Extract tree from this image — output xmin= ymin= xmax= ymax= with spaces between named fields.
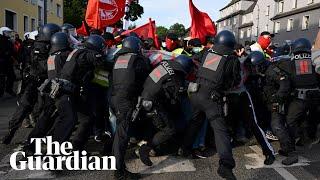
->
xmin=156 ymin=26 xmax=168 ymax=40
xmin=125 ymin=1 xmax=144 ymax=22
xmin=63 ymin=0 xmax=87 ymax=27
xmin=169 ymin=23 xmax=186 ymax=37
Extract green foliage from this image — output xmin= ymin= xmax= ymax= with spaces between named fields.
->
xmin=125 ymin=1 xmax=144 ymax=22
xmin=169 ymin=23 xmax=186 ymax=37
xmin=156 ymin=26 xmax=169 ymax=40
xmin=63 ymin=0 xmax=87 ymax=28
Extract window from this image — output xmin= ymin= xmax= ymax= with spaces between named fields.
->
xmin=57 ymin=4 xmax=62 ymax=18
xmin=302 ymin=16 xmax=310 ymax=30
xmin=308 ymin=0 xmax=314 ymax=4
xmin=265 ymin=24 xmax=269 ymax=31
xmin=242 ymin=15 xmax=246 ymax=24
xmin=5 ymin=10 xmax=17 ymax=31
xmin=38 ymin=6 xmax=43 ymax=26
xmin=240 ymin=30 xmax=244 ymax=39
xmin=234 ymin=17 xmax=237 ymax=25
xmin=278 ymin=1 xmax=284 ymax=13
xmin=224 ymin=20 xmax=226 ymax=26
xmin=31 ymin=0 xmax=37 ymax=5
xmin=31 ymin=18 xmax=36 ymax=31
xmin=292 ymin=0 xmax=297 ymax=9
xmin=24 ymin=16 xmax=29 ymax=32
xmin=255 ymin=27 xmax=258 ymax=37
xmin=247 ymin=28 xmax=251 ymax=38
xmin=266 ymin=6 xmax=270 ymax=16
xmin=287 ymin=19 xmax=293 ymax=31
xmin=275 ymin=22 xmax=280 ymax=33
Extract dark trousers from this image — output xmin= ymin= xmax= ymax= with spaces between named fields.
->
xmin=72 ymin=85 xmax=109 ymax=150
xmin=8 ymin=80 xmax=38 ymax=134
xmin=147 ymin=104 xmax=176 ymax=147
xmin=111 ymin=95 xmax=135 ymax=170
xmin=183 ymin=87 xmax=235 ymax=169
xmin=0 ymin=60 xmax=15 ymax=95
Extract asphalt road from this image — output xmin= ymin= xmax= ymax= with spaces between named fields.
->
xmin=0 ymin=94 xmax=319 ymax=180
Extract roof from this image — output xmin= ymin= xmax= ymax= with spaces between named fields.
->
xmin=271 ymin=2 xmax=320 ymax=20
xmin=219 ymin=0 xmax=256 ymax=11
xmin=244 ymin=0 xmax=257 ymax=14
xmin=216 ymin=10 xmax=244 ymax=23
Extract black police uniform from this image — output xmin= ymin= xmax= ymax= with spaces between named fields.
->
xmin=138 ymin=60 xmax=185 ymax=165
xmin=0 ymin=34 xmax=14 ymax=96
xmin=111 ymin=47 xmax=150 ymax=171
xmin=26 ymin=48 xmax=71 ymax=145
xmin=182 ymin=44 xmax=241 ymax=170
xmin=2 ymin=37 xmax=50 ymax=144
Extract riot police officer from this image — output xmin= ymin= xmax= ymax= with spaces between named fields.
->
xmin=50 ymin=35 xmax=107 ymax=145
xmin=270 ymin=38 xmax=320 ymax=165
xmin=137 ymin=55 xmax=194 ymax=166
xmin=111 ymin=36 xmax=151 ymax=179
xmin=2 ymin=23 xmax=61 ymax=144
xmin=24 ymin=32 xmax=71 ymax=149
xmin=180 ymin=30 xmax=241 ymax=180
xmin=243 ymin=51 xmax=275 ymax=165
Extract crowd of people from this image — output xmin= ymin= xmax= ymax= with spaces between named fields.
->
xmin=0 ymin=23 xmax=320 ymax=180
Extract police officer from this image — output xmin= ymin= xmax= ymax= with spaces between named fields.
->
xmin=180 ymin=30 xmax=241 ymax=180
xmin=51 ymin=35 xmax=107 ymax=146
xmin=271 ymin=38 xmax=320 ymax=165
xmin=137 ymin=55 xmax=194 ymax=166
xmin=243 ymin=51 xmax=276 ymax=165
xmin=24 ymin=32 xmax=71 ymax=150
xmin=2 ymin=23 xmax=61 ymax=144
xmin=0 ymin=27 xmax=15 ymax=97
xmin=112 ymin=36 xmax=151 ymax=179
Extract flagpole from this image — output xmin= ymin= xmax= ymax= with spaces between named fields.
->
xmin=123 ymin=0 xmax=131 ymax=30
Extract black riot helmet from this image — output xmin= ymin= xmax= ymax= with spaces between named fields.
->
xmin=50 ymin=32 xmax=69 ymax=54
xmin=245 ymin=51 xmax=269 ymax=75
xmin=85 ymin=35 xmax=106 ymax=52
xmin=122 ymin=36 xmax=143 ymax=53
xmin=292 ymin=38 xmax=312 ymax=54
xmin=61 ymin=23 xmax=75 ymax=33
xmin=174 ymin=55 xmax=194 ymax=74
xmin=40 ymin=23 xmax=61 ymax=41
xmin=214 ymin=30 xmax=236 ymax=50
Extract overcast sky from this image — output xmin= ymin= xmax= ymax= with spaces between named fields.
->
xmin=134 ymin=0 xmax=229 ymax=28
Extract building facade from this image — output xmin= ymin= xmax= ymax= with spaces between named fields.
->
xmin=0 ymin=0 xmax=63 ymax=38
xmin=217 ymin=0 xmax=320 ymax=46
xmin=216 ymin=0 xmax=256 ymax=43
xmin=271 ymin=0 xmax=320 ymax=45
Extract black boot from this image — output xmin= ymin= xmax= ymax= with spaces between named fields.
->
xmin=114 ymin=169 xmax=141 ymax=180
xmin=264 ymin=154 xmax=275 ymax=165
xmin=217 ymin=165 xmax=236 ymax=180
xmin=282 ymin=152 xmax=298 ymax=166
xmin=2 ymin=129 xmax=16 ymax=144
xmin=138 ymin=144 xmax=153 ymax=166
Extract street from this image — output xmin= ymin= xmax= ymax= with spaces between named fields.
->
xmin=0 ymin=95 xmax=319 ymax=180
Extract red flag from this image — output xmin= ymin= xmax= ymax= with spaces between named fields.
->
xmin=189 ymin=0 xmax=217 ymax=44
xmin=85 ymin=0 xmax=126 ymax=29
xmin=122 ymin=19 xmax=160 ymax=49
xmin=76 ymin=21 xmax=90 ymax=36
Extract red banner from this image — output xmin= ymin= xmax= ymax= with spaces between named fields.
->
xmin=85 ymin=0 xmax=126 ymax=29
xmin=189 ymin=0 xmax=217 ymax=44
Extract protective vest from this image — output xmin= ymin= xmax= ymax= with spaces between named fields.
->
xmin=112 ymin=53 xmax=137 ymax=93
xmin=91 ymin=68 xmax=110 ymax=88
xmin=172 ymin=48 xmax=192 ymax=57
xmin=196 ymin=52 xmax=227 ymax=89
xmin=291 ymin=53 xmax=319 ymax=89
xmin=141 ymin=60 xmax=175 ymax=100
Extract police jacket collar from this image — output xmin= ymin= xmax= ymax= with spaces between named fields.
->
xmin=211 ymin=45 xmax=234 ymax=56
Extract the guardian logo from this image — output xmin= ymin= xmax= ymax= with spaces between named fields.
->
xmin=10 ymin=136 xmax=116 ymax=171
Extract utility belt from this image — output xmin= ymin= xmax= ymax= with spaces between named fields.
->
xmin=38 ymin=78 xmax=76 ymax=99
xmin=187 ymin=81 xmax=223 ymax=102
xmin=294 ymin=88 xmax=320 ymax=100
